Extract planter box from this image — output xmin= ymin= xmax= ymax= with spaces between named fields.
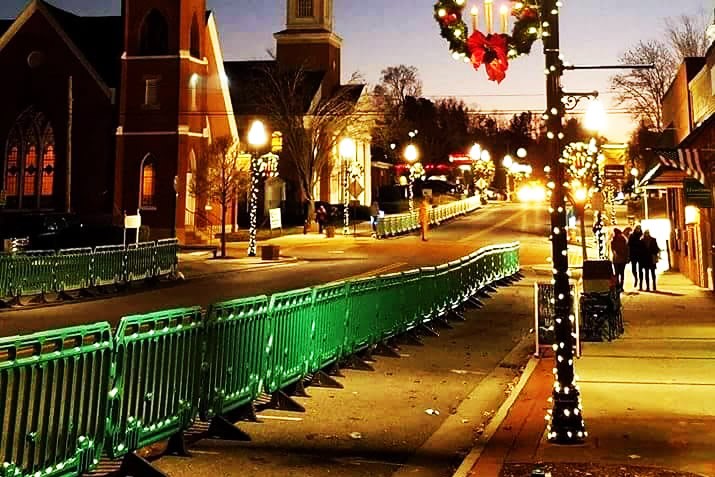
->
xmin=261 ymin=245 xmax=280 ymax=260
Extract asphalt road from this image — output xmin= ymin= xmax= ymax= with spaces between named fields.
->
xmin=151 ymin=202 xmax=552 ymax=477
xmin=1 ymin=202 xmax=551 ymax=336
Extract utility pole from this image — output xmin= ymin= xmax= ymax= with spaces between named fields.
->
xmin=542 ymin=0 xmax=586 ymax=444
xmin=66 ymin=76 xmax=73 ymax=214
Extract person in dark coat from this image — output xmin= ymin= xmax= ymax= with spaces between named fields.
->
xmin=628 ymin=225 xmax=644 ymax=288
xmin=640 ymin=230 xmax=661 ymax=291
xmin=316 ymin=205 xmax=328 ymax=234
xmin=610 ymin=228 xmax=629 ymax=290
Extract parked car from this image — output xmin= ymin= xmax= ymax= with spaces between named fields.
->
xmin=486 ymin=187 xmax=508 ymax=201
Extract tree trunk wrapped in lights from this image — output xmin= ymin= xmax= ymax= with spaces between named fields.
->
xmin=543 ymin=0 xmax=587 ymax=444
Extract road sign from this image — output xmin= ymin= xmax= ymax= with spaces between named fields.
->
xmin=476 ymin=178 xmax=488 ymax=191
xmin=603 ymin=165 xmax=624 ymax=182
xmin=684 ymin=178 xmax=713 ymax=208
xmin=349 ymin=180 xmax=364 ymax=199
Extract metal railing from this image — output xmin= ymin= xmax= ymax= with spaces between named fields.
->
xmin=376 ymin=196 xmax=482 ymax=238
xmin=0 ymin=241 xmax=520 ymax=477
xmin=0 ymin=239 xmax=179 ymax=304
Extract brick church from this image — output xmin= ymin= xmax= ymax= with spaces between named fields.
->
xmin=0 ymin=0 xmax=372 ymax=243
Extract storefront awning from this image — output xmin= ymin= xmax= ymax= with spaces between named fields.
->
xmin=654 ymin=148 xmax=707 ymax=185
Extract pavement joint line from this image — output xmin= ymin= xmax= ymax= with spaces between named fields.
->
xmin=578 ymin=379 xmax=715 ymax=386
xmin=451 ymin=355 xmax=540 ymax=477
xmin=331 ymin=262 xmax=409 ymax=284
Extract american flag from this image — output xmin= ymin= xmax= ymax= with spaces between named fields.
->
xmin=655 ymin=148 xmax=706 ymax=185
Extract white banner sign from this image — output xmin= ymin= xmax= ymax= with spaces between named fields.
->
xmin=269 ymin=208 xmax=282 ymax=230
xmin=124 ymin=214 xmax=141 ymax=229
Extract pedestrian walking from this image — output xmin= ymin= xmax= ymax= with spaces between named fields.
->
xmin=419 ymin=198 xmax=429 ymax=242
xmin=610 ymin=228 xmax=628 ymax=290
xmin=640 ymin=230 xmax=661 ymax=291
xmin=316 ymin=205 xmax=328 ymax=234
xmin=628 ymin=225 xmax=644 ymax=288
xmin=370 ymin=201 xmax=380 ymax=238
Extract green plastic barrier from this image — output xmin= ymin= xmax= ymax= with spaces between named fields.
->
xmin=399 ymin=269 xmax=424 ymax=327
xmin=0 ymin=254 xmax=15 ymax=299
xmin=202 ymin=296 xmax=269 ymax=420
xmin=13 ymin=251 xmax=55 ymax=297
xmin=155 ymin=239 xmax=178 ymax=277
xmin=376 ymin=272 xmax=409 ymax=338
xmin=265 ymin=289 xmax=314 ymax=393
xmin=344 ymin=276 xmax=381 ymax=353
xmin=92 ymin=245 xmax=124 ymax=287
xmin=0 ymin=323 xmax=112 ymax=477
xmin=311 ymin=282 xmax=349 ymax=369
xmin=54 ymin=248 xmax=93 ymax=292
xmin=416 ymin=267 xmax=438 ymax=322
xmin=107 ymin=307 xmax=204 ymax=458
xmin=124 ymin=242 xmax=155 ymax=282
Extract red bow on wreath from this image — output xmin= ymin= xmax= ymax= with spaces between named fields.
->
xmin=467 ymin=31 xmax=509 ymax=83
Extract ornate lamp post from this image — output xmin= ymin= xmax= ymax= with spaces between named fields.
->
xmin=584 ymin=99 xmax=607 ymax=259
xmin=339 ymin=137 xmax=357 ymax=236
xmin=247 ymin=119 xmax=268 ymax=257
xmin=404 ymin=144 xmax=420 ymax=212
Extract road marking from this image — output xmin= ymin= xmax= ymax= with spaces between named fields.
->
xmin=255 ymin=415 xmax=304 ymax=422
xmin=457 ymin=209 xmax=522 ymax=243
xmin=334 ymin=262 xmax=409 ymax=283
xmin=450 ymin=369 xmax=487 ymax=375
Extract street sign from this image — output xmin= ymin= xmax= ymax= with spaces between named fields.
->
xmin=269 ymin=208 xmax=282 ymax=230
xmin=476 ymin=178 xmax=488 ymax=191
xmin=603 ymin=165 xmax=624 ymax=182
xmin=124 ymin=214 xmax=141 ymax=229
xmin=684 ymin=178 xmax=713 ymax=208
xmin=349 ymin=180 xmax=364 ymax=199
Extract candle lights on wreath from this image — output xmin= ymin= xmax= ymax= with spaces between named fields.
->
xmin=468 ymin=2 xmax=510 ymax=33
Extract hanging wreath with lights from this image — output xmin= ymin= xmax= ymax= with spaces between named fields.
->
xmin=433 ymin=0 xmax=542 ymax=83
xmin=347 ymin=161 xmax=365 ymax=182
xmin=409 ymin=163 xmax=426 ymax=182
xmin=561 ymin=140 xmax=601 ymax=188
xmin=471 ymin=157 xmax=496 ymax=190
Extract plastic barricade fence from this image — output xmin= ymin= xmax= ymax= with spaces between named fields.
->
xmin=432 ymin=264 xmax=452 ymax=316
xmin=107 ymin=307 xmax=204 ymax=459
xmin=124 ymin=241 xmax=155 ymax=282
xmin=92 ymin=245 xmax=125 ymax=287
xmin=0 ymin=323 xmax=112 ymax=477
xmin=399 ymin=269 xmax=424 ymax=327
xmin=376 ymin=272 xmax=408 ymax=339
xmin=311 ymin=282 xmax=349 ymax=370
xmin=155 ymin=239 xmax=179 ymax=277
xmin=265 ymin=289 xmax=314 ymax=393
xmin=13 ymin=251 xmax=55 ymax=297
xmin=344 ymin=276 xmax=381 ymax=354
xmin=54 ymin=248 xmax=93 ymax=292
xmin=202 ymin=296 xmax=269 ymax=420
xmin=417 ymin=267 xmax=438 ymax=322
xmin=0 ymin=254 xmax=15 ymax=300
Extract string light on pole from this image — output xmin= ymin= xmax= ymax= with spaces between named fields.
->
xmin=404 ymin=142 xmax=421 ymax=213
xmin=247 ymin=119 xmax=268 ymax=257
xmin=339 ymin=137 xmax=357 ymax=236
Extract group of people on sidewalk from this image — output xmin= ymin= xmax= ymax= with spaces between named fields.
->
xmin=610 ymin=224 xmax=661 ymax=291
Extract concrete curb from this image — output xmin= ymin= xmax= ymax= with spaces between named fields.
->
xmin=451 ymin=355 xmax=541 ymax=477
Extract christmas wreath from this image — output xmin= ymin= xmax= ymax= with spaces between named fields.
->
xmin=433 ymin=0 xmax=542 ymax=83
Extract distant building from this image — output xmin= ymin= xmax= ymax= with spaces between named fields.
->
xmin=0 ymin=0 xmax=372 ymax=243
xmin=647 ymin=39 xmax=715 ymax=289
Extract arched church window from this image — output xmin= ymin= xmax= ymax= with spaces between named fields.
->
xmin=4 ymin=130 xmax=19 ymax=197
xmin=4 ymin=108 xmax=55 ymax=209
xmin=139 ymin=9 xmax=169 ymax=56
xmin=140 ymin=155 xmax=157 ymax=209
xmin=190 ymin=14 xmax=200 ymax=58
xmin=41 ymin=126 xmax=55 ymax=197
xmin=297 ymin=0 xmax=314 ymax=18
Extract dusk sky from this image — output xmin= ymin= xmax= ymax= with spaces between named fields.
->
xmin=1 ymin=0 xmax=712 ymax=143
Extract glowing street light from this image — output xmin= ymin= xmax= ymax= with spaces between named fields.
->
xmin=517 ymin=147 xmax=528 ymax=159
xmin=404 ymin=144 xmax=420 ymax=212
xmin=469 ymin=143 xmax=482 ymax=160
xmin=584 ymin=99 xmax=607 ymax=134
xmin=247 ymin=120 xmax=268 ymax=257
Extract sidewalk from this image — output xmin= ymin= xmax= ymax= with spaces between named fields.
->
xmin=459 ymin=272 xmax=715 ymax=477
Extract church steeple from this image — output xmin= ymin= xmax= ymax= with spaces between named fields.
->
xmin=286 ymin=0 xmax=333 ymax=31
xmin=275 ymin=0 xmax=342 ymax=92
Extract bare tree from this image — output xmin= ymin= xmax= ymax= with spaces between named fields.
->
xmin=610 ymin=40 xmax=676 ymax=131
xmin=191 ymin=136 xmax=248 ymax=258
xmin=665 ymin=10 xmax=710 ymax=59
xmin=375 ymin=65 xmax=423 ymax=114
xmin=257 ymin=65 xmax=373 ymax=224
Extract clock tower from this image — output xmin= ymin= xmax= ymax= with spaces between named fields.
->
xmin=274 ymin=0 xmax=342 ymax=93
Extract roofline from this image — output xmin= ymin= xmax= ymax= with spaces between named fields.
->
xmin=0 ymin=0 xmax=111 ymax=99
xmin=207 ymin=12 xmax=239 ymax=142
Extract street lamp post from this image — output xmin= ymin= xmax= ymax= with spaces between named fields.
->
xmin=503 ymin=154 xmax=514 ymax=200
xmin=247 ymin=120 xmax=268 ymax=257
xmin=542 ymin=0 xmax=586 ymax=444
xmin=339 ymin=137 xmax=357 ymax=236
xmin=404 ymin=144 xmax=420 ymax=212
